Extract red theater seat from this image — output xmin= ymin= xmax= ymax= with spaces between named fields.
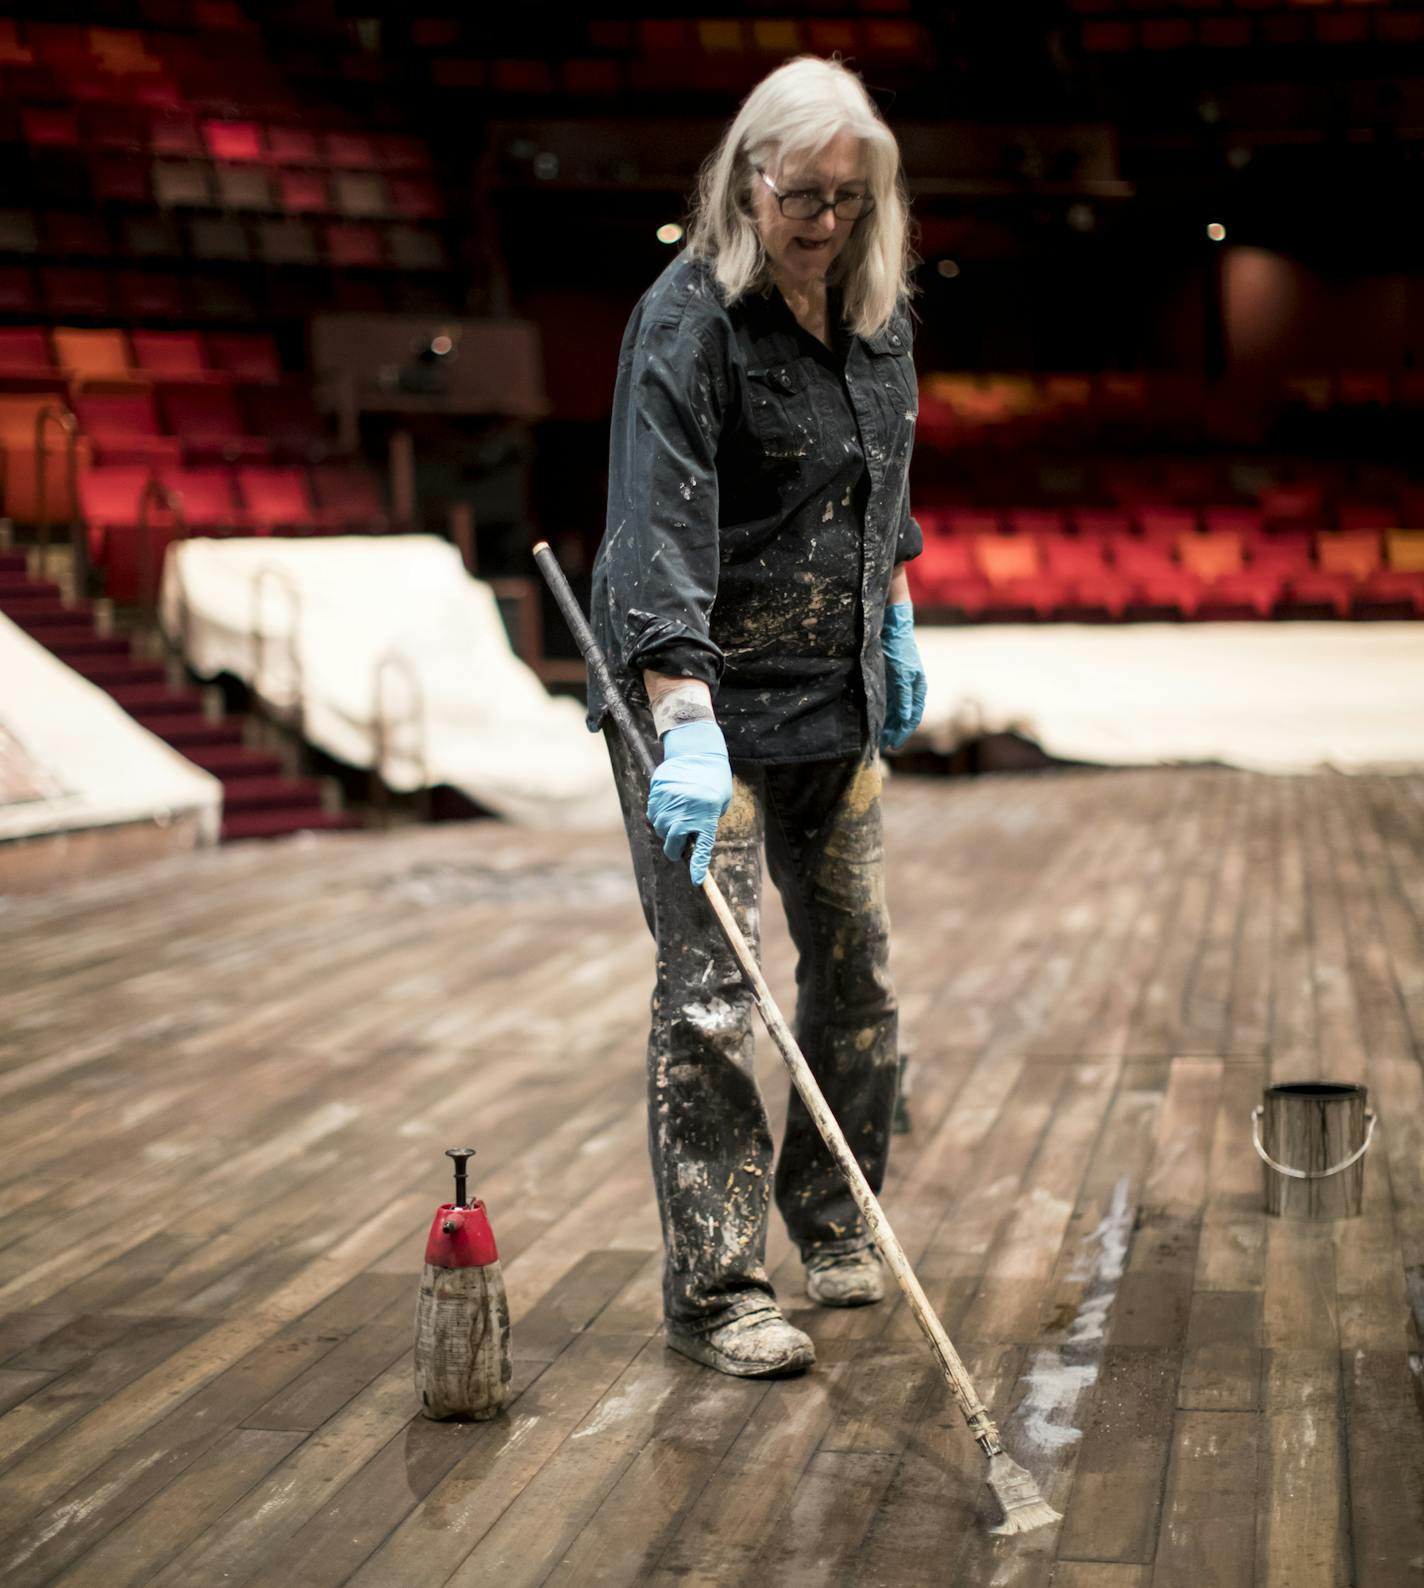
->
xmin=115 ymin=271 xmax=187 ymax=320
xmin=323 ymin=223 xmax=383 ymax=268
xmin=1316 ymin=532 xmax=1381 ymax=579
xmin=237 ymin=465 xmax=316 ymax=530
xmin=311 ymin=465 xmax=385 ymax=527
xmin=52 ymin=327 xmax=138 ymax=384
xmin=205 ymin=120 xmax=263 ymax=162
xmin=246 ymin=385 xmax=326 ymax=460
xmin=158 ymin=382 xmax=271 ymax=461
xmin=0 ymin=327 xmax=64 ymax=386
xmin=150 ymin=116 xmax=204 ymax=160
xmin=278 ymin=171 xmax=332 ymax=215
xmin=80 ymin=464 xmax=181 ymax=601
xmin=168 ymin=466 xmax=246 ymax=527
xmin=131 ymin=330 xmax=213 ymax=380
xmin=42 ymin=269 xmax=113 ymax=318
xmin=323 ymin=131 xmax=378 ymax=169
xmin=265 ymin=125 xmax=320 ymax=166
xmin=389 ymin=178 xmax=443 ymax=220
xmin=0 ymin=267 xmax=39 ymax=316
xmin=207 ymin=332 xmax=280 ymax=381
xmin=1107 ymin=537 xmax=1205 ymax=616
xmin=74 ymin=390 xmax=181 ymax=464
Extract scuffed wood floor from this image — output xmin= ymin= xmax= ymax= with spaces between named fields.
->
xmin=1 ymin=765 xmax=1422 ymax=1587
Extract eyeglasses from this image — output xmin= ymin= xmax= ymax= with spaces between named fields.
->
xmin=755 ymin=167 xmax=876 ymax=223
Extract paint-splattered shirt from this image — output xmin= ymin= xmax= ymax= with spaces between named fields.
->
xmin=586 ymin=248 xmax=923 ymax=763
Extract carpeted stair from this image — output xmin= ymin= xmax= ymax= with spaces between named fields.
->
xmin=0 ymin=553 xmax=361 ymax=843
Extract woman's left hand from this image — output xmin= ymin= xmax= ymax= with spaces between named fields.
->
xmin=880 ymin=601 xmax=927 ymax=751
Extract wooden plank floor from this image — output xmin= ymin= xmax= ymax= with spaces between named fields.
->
xmin=1 ymin=765 xmax=1421 ymax=1587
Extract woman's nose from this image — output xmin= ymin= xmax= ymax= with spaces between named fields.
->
xmin=818 ymin=207 xmax=839 ymax=234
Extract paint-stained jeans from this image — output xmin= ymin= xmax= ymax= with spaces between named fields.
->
xmin=606 ymin=707 xmax=900 ymax=1333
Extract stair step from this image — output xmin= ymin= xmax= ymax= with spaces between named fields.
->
xmin=46 ymin=633 xmax=130 ymax=657
xmin=221 ymin=808 xmax=363 ymax=843
xmin=72 ymin=658 xmax=164 ymax=686
xmin=108 ymin=683 xmax=204 ymax=715
xmin=0 ymin=578 xmax=61 ymax=601
xmin=182 ymin=744 xmax=283 ymax=778
xmin=220 ymin=775 xmax=325 ymax=813
xmin=7 ymin=601 xmax=96 ymax=628
xmin=135 ymin=713 xmax=242 ymax=747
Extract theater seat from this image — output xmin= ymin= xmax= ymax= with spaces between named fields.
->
xmin=157 ymin=382 xmax=272 ymax=461
xmin=74 ymin=390 xmax=181 ymax=464
xmin=131 ymin=330 xmax=213 ymax=380
xmin=237 ymin=464 xmax=317 ymax=531
xmin=207 ymin=332 xmax=281 ymax=381
xmin=311 ymin=465 xmax=386 ymax=528
xmin=0 ymin=394 xmax=92 ymax=521
xmin=52 ymin=327 xmax=141 ymax=386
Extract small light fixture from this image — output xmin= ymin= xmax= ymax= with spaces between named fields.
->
xmin=430 ymin=333 xmax=453 ymax=356
xmin=937 ymin=258 xmax=960 ymax=278
xmin=1207 ymin=222 xmax=1226 ymax=242
xmin=657 ymin=223 xmax=684 ymax=245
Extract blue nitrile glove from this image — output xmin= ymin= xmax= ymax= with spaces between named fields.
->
xmin=880 ymin=601 xmax=927 ymax=752
xmin=646 ymin=720 xmax=733 ymax=886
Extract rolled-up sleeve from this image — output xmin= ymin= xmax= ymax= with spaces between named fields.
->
xmin=603 ymin=316 xmax=727 ymax=689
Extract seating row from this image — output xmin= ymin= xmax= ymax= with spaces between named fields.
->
xmin=4 ymin=101 xmax=431 ymax=177
xmin=1080 ymin=11 xmax=1424 ymax=46
xmin=919 ymin=500 xmax=1424 ymax=537
xmin=1 ymin=324 xmax=279 ymax=383
xmin=0 ymin=212 xmax=449 ymax=272
xmin=908 ymin=528 xmax=1424 ymax=619
xmin=1 ymin=390 xmax=333 ymax=519
xmin=2 ymin=172 xmax=442 ymax=229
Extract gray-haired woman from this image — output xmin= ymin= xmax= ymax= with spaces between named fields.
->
xmin=587 ymin=55 xmax=928 ymax=1377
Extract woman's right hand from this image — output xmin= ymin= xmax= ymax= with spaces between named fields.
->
xmin=646 ymin=721 xmax=732 ymax=885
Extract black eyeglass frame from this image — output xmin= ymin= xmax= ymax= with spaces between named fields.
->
xmin=753 ymin=167 xmax=876 ymax=223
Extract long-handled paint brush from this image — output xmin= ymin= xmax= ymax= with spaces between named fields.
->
xmin=533 ymin=541 xmax=1060 ymax=1538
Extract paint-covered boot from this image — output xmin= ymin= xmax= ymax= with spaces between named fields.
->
xmin=804 ymin=1247 xmax=885 ymax=1307
xmin=665 ymin=1308 xmax=815 ymax=1378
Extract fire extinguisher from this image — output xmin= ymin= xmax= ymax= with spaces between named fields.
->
xmin=413 ymin=1147 xmax=512 ymax=1420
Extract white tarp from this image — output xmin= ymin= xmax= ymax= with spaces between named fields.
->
xmin=159 ymin=535 xmax=621 ymax=828
xmin=0 ymin=613 xmax=221 ymax=844
xmin=916 ymin=622 xmax=1424 ymax=773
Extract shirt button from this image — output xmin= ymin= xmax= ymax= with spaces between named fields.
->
xmin=890 ymin=334 xmax=901 ymax=347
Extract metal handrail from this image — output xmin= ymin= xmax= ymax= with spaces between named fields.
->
xmin=371 ymin=648 xmax=431 ymax=826
xmin=34 ymin=405 xmax=83 ymax=590
xmin=250 ymin=564 xmax=305 ymax=741
xmin=137 ymin=476 xmax=183 ymax=618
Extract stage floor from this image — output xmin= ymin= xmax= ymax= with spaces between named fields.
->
xmin=1 ymin=765 xmax=1422 ymax=1586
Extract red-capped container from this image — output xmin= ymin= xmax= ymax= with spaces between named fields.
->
xmin=413 ymin=1150 xmax=511 ymax=1420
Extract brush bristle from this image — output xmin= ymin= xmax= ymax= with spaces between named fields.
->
xmin=987 ymin=1498 xmax=1062 ymax=1536
xmin=985 ymin=1452 xmax=1062 ymax=1536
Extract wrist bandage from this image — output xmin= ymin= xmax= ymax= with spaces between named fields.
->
xmin=651 ymin=682 xmax=715 ymax=737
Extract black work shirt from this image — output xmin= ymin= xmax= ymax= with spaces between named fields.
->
xmin=586 ymin=249 xmax=923 ymax=764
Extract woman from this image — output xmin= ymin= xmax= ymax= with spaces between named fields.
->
xmin=586 ymin=54 xmax=928 ymax=1378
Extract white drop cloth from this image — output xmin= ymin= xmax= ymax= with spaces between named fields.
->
xmin=159 ymin=536 xmax=621 ymax=828
xmin=0 ymin=614 xmax=222 ymax=844
xmin=915 ymin=622 xmax=1424 ymax=773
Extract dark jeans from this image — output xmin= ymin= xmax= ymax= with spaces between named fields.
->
xmin=606 ymin=706 xmax=900 ymax=1334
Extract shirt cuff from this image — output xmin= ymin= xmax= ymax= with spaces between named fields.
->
xmin=895 ymin=512 xmax=924 ymax=565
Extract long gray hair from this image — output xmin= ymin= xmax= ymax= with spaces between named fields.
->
xmin=683 ymin=54 xmax=920 ymax=339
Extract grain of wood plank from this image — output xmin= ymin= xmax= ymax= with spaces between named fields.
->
xmin=238 ymin=1367 xmax=549 ymax=1588
xmin=1225 ymin=770 xmax=1277 ymax=1057
xmin=1053 ymin=1345 xmax=1182 ymax=1564
xmin=341 ymin=1332 xmax=650 ymax=1588
xmin=1269 ymin=776 xmax=1318 ymax=1076
xmin=1150 ymin=1408 xmax=1257 ymax=1588
xmin=1049 ymin=1566 xmax=1150 ymax=1588
xmin=1343 ymin=1349 xmax=1424 ymax=1588
xmin=44 ymin=1427 xmax=306 ymax=1588
xmin=1179 ymin=772 xmax=1251 ymax=1057
xmin=1257 ymin=1407 xmax=1349 ymax=1588
xmin=1176 ymin=1290 xmax=1261 ymax=1411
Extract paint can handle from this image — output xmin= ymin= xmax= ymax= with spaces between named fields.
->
xmin=1249 ymin=1105 xmax=1376 ymax=1180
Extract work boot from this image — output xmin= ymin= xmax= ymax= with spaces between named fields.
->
xmin=804 ymin=1247 xmax=885 ymax=1307
xmin=664 ymin=1309 xmax=815 ymax=1378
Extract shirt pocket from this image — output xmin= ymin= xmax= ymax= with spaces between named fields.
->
xmin=745 ymin=360 xmax=819 ymax=465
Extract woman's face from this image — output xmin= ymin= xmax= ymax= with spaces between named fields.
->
xmin=751 ymin=131 xmax=870 ymax=290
